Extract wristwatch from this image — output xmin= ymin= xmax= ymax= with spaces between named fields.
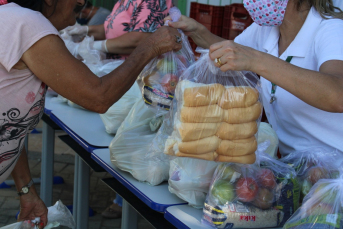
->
xmin=18 ymin=179 xmax=34 ymax=196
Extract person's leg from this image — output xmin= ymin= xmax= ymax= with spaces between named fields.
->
xmin=101 ymin=194 xmax=122 ymax=219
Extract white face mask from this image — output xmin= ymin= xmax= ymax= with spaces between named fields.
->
xmin=243 ymin=0 xmax=289 ymax=26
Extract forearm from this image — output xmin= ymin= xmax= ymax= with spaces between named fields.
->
xmin=88 ymin=24 xmax=106 ymax=40
xmin=11 ymin=147 xmax=37 ymax=194
xmin=252 ymin=52 xmax=343 ymax=112
xmin=190 ymin=24 xmax=225 ymax=49
xmin=106 ymin=32 xmax=151 ymax=54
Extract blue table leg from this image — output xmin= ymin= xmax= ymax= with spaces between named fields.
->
xmin=72 ymin=155 xmax=79 ymax=229
xmin=76 ymin=156 xmax=89 ymax=229
xmin=40 ymin=121 xmax=55 ymax=206
xmin=121 ymin=200 xmax=138 ymax=229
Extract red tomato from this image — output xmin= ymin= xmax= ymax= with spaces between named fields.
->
xmin=236 ymin=177 xmax=259 ymax=202
xmin=257 ymin=168 xmax=276 ymax=189
xmin=160 ymin=73 xmax=179 ymax=93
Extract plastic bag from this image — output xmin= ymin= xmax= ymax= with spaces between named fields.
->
xmin=0 ymin=200 xmax=75 ymax=229
xmin=163 ymin=49 xmax=262 ymax=163
xmin=109 ymin=99 xmax=171 ymax=185
xmin=257 ymin=122 xmax=279 ymax=158
xmin=280 ymin=148 xmax=342 ymax=201
xmin=100 ymin=82 xmax=141 ymax=134
xmin=168 ymin=157 xmax=220 ymax=208
xmin=139 ymin=7 xmax=195 ymax=117
xmin=283 ymin=173 xmax=343 ymax=229
xmin=202 ymin=142 xmax=298 ymax=228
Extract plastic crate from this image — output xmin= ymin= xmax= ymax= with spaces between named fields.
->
xmin=190 ymin=3 xmax=225 ymax=37
xmin=222 ymin=3 xmax=253 ymax=40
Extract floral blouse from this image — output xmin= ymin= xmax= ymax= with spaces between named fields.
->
xmin=104 ymin=0 xmax=173 ymax=59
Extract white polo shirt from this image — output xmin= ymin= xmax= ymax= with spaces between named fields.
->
xmin=235 ymin=7 xmax=343 ymax=156
xmin=333 ymin=0 xmax=343 ymax=10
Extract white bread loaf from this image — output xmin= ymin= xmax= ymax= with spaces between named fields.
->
xmin=223 ymin=102 xmax=262 ymax=124
xmin=178 ymin=136 xmax=220 ymax=154
xmin=216 ymin=122 xmax=257 ymax=140
xmin=180 ymin=105 xmax=223 ymax=123
xmin=183 ymin=83 xmax=224 ymax=107
xmin=216 ymin=137 xmax=257 ymax=156
xmin=176 ymin=120 xmax=220 ymax=142
xmin=218 ymin=87 xmax=259 ymax=109
xmin=215 ymin=153 xmax=256 ymax=164
xmin=175 ymin=151 xmax=217 ymax=161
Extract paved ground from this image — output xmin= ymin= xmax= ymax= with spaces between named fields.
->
xmin=0 ymin=121 xmax=155 ymax=229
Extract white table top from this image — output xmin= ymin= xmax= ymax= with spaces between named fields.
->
xmin=45 ymin=90 xmax=114 ymax=151
xmin=165 ymin=205 xmax=283 ymax=229
xmin=91 ymin=148 xmax=187 ymax=212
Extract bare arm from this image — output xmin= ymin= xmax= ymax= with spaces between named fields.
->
xmin=88 ymin=24 xmax=106 ymax=40
xmin=21 ymin=27 xmax=181 ymax=113
xmin=209 ymin=41 xmax=343 ymax=112
xmin=11 ymin=147 xmax=48 ymax=228
xmin=165 ymin=15 xmax=225 ymax=48
xmin=105 ymin=32 xmax=151 ymax=54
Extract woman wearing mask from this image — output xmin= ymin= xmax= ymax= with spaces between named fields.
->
xmin=165 ymin=0 xmax=343 ymax=156
xmin=0 ymin=0 xmax=181 ymax=227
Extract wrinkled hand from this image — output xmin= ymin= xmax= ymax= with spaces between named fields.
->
xmin=18 ymin=190 xmax=48 ymax=229
xmin=164 ymin=15 xmax=200 ymax=37
xmin=144 ymin=26 xmax=182 ymax=57
xmin=65 ymin=23 xmax=88 ymax=36
xmin=209 ymin=40 xmax=259 ymax=72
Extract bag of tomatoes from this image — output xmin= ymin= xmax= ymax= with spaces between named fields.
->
xmin=202 ymin=141 xmax=299 ymax=228
xmin=283 ymin=170 xmax=343 ymax=229
xmin=280 ymin=147 xmax=343 ymax=203
xmin=139 ymin=7 xmax=194 ymax=117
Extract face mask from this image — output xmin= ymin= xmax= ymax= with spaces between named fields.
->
xmin=243 ymin=0 xmax=289 ymax=26
xmin=77 ymin=6 xmax=94 ymax=25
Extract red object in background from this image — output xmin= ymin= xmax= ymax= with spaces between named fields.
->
xmin=222 ymin=4 xmax=253 ymax=40
xmin=236 ymin=177 xmax=259 ymax=202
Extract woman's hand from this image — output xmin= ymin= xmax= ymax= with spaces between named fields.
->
xmin=18 ymin=189 xmax=48 ymax=229
xmin=164 ymin=15 xmax=201 ymax=37
xmin=209 ymin=40 xmax=260 ymax=72
xmin=142 ymin=26 xmax=182 ymax=57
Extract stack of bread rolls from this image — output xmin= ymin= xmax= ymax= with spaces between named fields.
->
xmin=164 ymin=80 xmax=262 ymax=164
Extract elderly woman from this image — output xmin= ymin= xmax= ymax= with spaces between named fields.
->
xmin=0 ymin=0 xmax=181 ymax=227
xmin=166 ymin=0 xmax=343 ymax=156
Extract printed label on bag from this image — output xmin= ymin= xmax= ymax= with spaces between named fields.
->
xmin=326 ymin=214 xmax=338 ymax=224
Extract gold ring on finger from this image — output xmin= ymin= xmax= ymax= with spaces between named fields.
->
xmin=215 ymin=57 xmax=223 ymax=67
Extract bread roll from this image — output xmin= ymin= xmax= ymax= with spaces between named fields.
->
xmin=224 ymin=102 xmax=262 ymax=124
xmin=218 ymin=87 xmax=259 ymax=109
xmin=216 ymin=122 xmax=258 ymax=140
xmin=178 ymin=136 xmax=220 ymax=154
xmin=216 ymin=137 xmax=257 ymax=156
xmin=177 ymin=121 xmax=220 ymax=142
xmin=183 ymin=84 xmax=224 ymax=107
xmin=176 ymin=151 xmax=217 ymax=161
xmin=180 ymin=105 xmax=223 ymax=123
xmin=215 ymin=153 xmax=256 ymax=164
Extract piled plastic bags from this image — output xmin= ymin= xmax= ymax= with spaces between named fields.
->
xmin=284 ymin=169 xmax=343 ymax=229
xmin=0 ymin=200 xmax=74 ymax=229
xmin=202 ymin=142 xmax=299 ymax=228
xmin=163 ymin=49 xmax=262 ymax=163
xmin=109 ymin=7 xmax=195 ymax=185
xmin=280 ymin=148 xmax=342 ymax=201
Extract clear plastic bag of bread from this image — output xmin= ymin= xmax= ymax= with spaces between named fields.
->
xmin=168 ymin=157 xmax=220 ymax=208
xmin=280 ymin=147 xmax=343 ymax=202
xmin=283 ymin=168 xmax=343 ymax=229
xmin=139 ymin=7 xmax=195 ymax=117
xmin=201 ymin=142 xmax=299 ymax=228
xmin=164 ymin=48 xmax=262 ymax=163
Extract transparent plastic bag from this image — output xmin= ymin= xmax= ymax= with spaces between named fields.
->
xmin=109 ymin=99 xmax=171 ymax=185
xmin=0 ymin=200 xmax=75 ymax=229
xmin=163 ymin=50 xmax=262 ymax=163
xmin=283 ymin=172 xmax=343 ymax=229
xmin=100 ymin=82 xmax=141 ymax=134
xmin=168 ymin=157 xmax=220 ymax=208
xmin=139 ymin=7 xmax=195 ymax=117
xmin=280 ymin=148 xmax=343 ymax=201
xmin=257 ymin=122 xmax=279 ymax=158
xmin=201 ymin=142 xmax=298 ymax=228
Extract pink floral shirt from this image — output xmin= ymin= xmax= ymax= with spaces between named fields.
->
xmin=104 ymin=0 xmax=173 ymax=59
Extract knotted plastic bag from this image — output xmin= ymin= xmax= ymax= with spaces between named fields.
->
xmin=163 ymin=49 xmax=262 ymax=163
xmin=139 ymin=7 xmax=195 ymax=117
xmin=283 ymin=170 xmax=343 ymax=229
xmin=201 ymin=142 xmax=298 ymax=228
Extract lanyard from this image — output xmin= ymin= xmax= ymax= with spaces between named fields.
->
xmin=270 ymin=56 xmax=293 ymax=104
